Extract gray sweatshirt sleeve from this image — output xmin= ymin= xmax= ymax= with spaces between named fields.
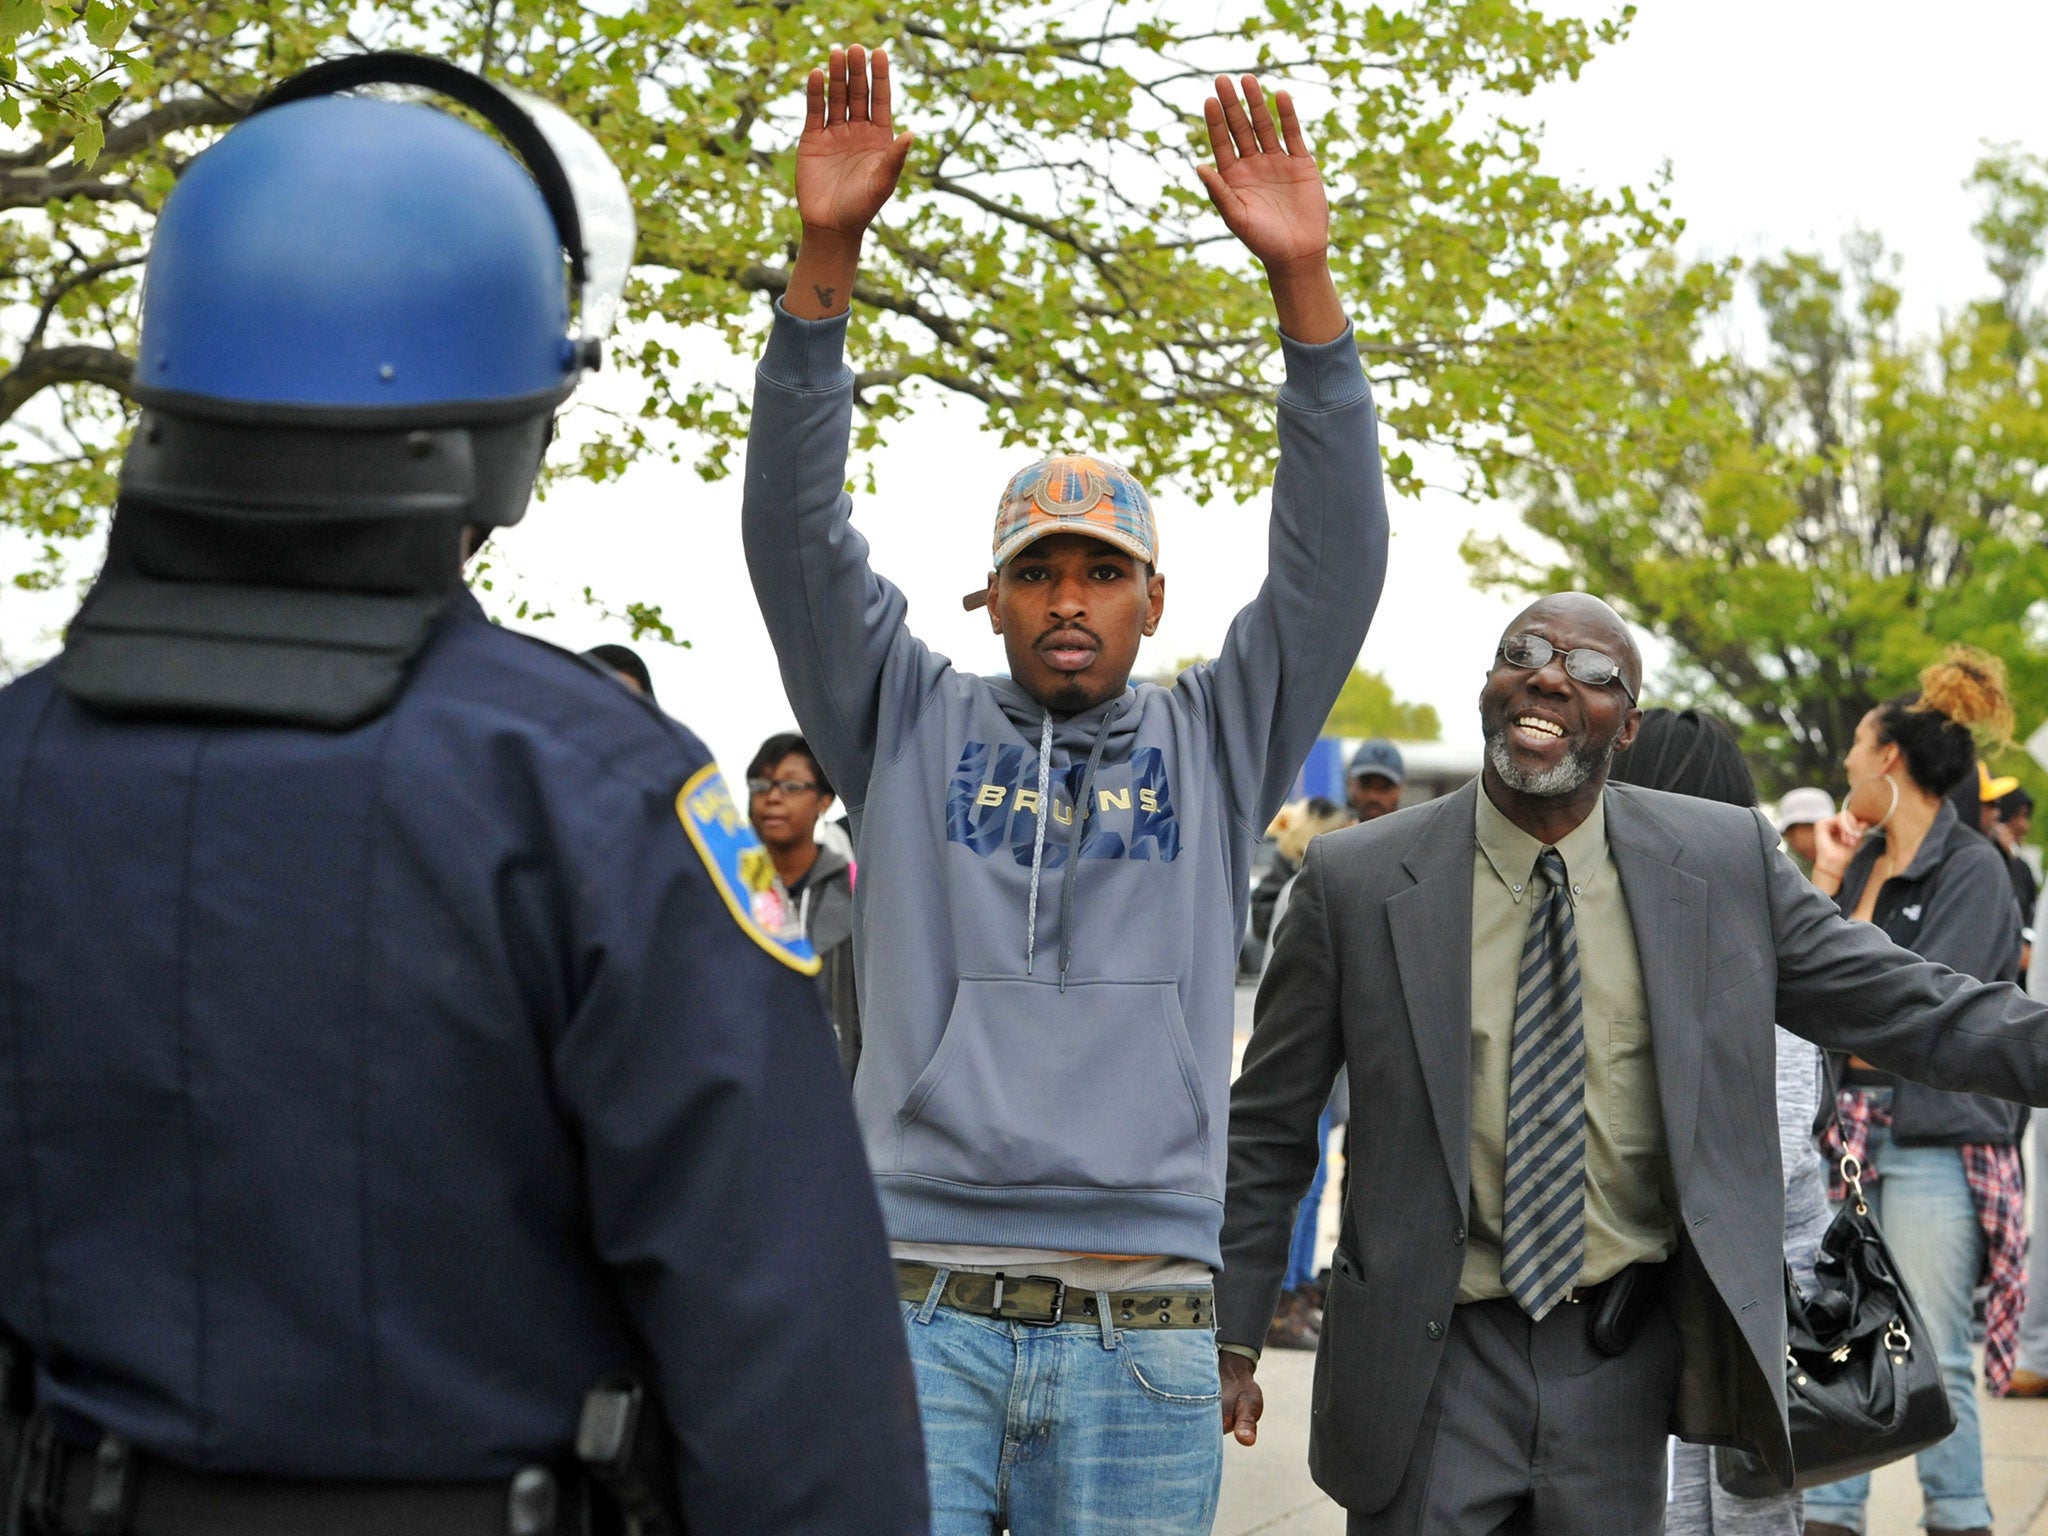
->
xmin=1178 ymin=327 xmax=1388 ymax=831
xmin=741 ymin=304 xmax=948 ymax=810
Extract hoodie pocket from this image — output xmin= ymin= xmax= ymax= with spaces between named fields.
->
xmin=895 ymin=976 xmax=1211 ymax=1192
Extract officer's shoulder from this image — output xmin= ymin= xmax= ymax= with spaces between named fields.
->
xmin=0 ymin=656 xmax=60 ymax=705
xmin=409 ymin=604 xmax=709 ymax=790
xmin=0 ymin=657 xmax=61 ymax=740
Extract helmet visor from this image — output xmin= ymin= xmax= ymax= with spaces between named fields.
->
xmin=504 ymin=86 xmax=636 ymax=355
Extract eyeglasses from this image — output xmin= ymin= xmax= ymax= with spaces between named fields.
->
xmin=1495 ymin=634 xmax=1637 ymax=704
xmin=747 ymin=777 xmax=820 ymax=798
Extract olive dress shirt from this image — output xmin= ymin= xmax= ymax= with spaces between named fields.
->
xmin=1461 ymin=787 xmax=1677 ymax=1301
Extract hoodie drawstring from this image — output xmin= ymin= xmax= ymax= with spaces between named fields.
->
xmin=1056 ymin=721 xmax=1112 ymax=991
xmin=1023 ymin=715 xmax=1055 ymax=974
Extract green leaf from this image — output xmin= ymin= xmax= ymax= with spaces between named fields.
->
xmin=83 ymin=0 xmax=131 ymax=48
xmin=0 ymin=0 xmax=47 ymax=43
xmin=67 ymin=114 xmax=101 ymax=168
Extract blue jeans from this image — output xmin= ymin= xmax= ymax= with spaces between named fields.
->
xmin=1283 ymin=1109 xmax=1334 ymax=1292
xmin=901 ymin=1273 xmax=1223 ymax=1535
xmin=1802 ymin=1121 xmax=1990 ymax=1533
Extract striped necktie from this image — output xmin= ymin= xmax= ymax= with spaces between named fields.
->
xmin=1500 ymin=846 xmax=1588 ymax=1319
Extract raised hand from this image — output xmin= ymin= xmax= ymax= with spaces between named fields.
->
xmin=1810 ymin=810 xmax=1864 ymax=893
xmin=796 ymin=44 xmax=913 ymax=238
xmin=1196 ymin=76 xmax=1344 ymax=344
xmin=1197 ymin=76 xmax=1328 ymax=269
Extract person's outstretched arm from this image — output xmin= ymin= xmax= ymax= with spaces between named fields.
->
xmin=1766 ymin=812 xmax=2048 ymax=1101
xmin=1181 ymin=78 xmax=1388 ymax=831
xmin=742 ymin=45 xmax=937 ymax=812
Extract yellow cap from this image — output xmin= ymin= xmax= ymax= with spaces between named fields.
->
xmin=1978 ymin=761 xmax=2022 ymax=802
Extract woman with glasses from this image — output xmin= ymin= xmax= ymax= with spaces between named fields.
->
xmin=747 ymin=732 xmax=861 ymax=1077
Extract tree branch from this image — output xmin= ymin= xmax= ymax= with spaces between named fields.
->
xmin=98 ymin=95 xmax=245 ymax=163
xmin=0 ymin=172 xmax=150 ymax=212
xmin=26 ymin=254 xmax=147 ymax=354
xmin=0 ymin=345 xmax=133 ymax=427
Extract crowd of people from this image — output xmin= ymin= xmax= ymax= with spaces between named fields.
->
xmin=1238 ymin=663 xmax=2048 ymax=1536
xmin=3 ymin=34 xmax=2048 ymax=1536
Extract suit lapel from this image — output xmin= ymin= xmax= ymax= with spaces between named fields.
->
xmin=1388 ymin=780 xmax=1479 ymax=1211
xmin=1606 ymin=787 xmax=1709 ymax=1198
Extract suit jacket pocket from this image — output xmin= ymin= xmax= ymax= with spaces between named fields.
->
xmin=895 ymin=976 xmax=1210 ymax=1191
xmin=1308 ymin=1254 xmax=1439 ymax=1513
xmin=1706 ymin=943 xmax=1768 ymax=999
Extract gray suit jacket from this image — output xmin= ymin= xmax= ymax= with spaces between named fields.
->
xmin=1217 ymin=780 xmax=2048 ymax=1513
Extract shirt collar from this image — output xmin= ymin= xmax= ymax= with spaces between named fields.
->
xmin=1475 ymin=783 xmax=1610 ymax=907
xmin=1846 ymin=796 xmax=1965 ymax=895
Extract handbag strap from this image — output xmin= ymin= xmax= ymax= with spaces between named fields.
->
xmin=1817 ymin=1052 xmax=1872 ymax=1215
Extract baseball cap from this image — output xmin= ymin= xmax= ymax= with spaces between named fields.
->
xmin=1978 ymin=761 xmax=2022 ymax=802
xmin=1774 ymin=786 xmax=1835 ymax=832
xmin=1348 ymin=738 xmax=1405 ymax=785
xmin=962 ymin=454 xmax=1157 ymax=611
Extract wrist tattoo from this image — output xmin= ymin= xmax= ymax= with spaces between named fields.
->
xmin=813 ymin=284 xmax=838 ymax=309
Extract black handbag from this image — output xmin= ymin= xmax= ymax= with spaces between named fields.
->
xmin=1715 ymin=1146 xmax=1957 ymax=1496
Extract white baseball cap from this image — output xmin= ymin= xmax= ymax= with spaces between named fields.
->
xmin=1774 ymin=787 xmax=1836 ymax=833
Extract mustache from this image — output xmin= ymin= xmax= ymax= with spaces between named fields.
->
xmin=1034 ymin=622 xmax=1103 ymax=649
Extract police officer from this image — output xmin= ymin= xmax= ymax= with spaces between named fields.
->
xmin=0 ymin=54 xmax=926 ymax=1536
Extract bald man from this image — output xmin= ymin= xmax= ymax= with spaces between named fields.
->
xmin=1213 ymin=593 xmax=2048 ymax=1535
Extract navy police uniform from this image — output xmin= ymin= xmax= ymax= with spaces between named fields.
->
xmin=0 ymin=52 xmax=925 ymax=1536
xmin=0 ymin=590 xmax=925 ymax=1532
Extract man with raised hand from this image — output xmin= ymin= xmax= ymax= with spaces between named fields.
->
xmin=743 ymin=43 xmax=1386 ymax=1535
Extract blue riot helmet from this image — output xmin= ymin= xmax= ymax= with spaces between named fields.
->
xmin=60 ymin=53 xmax=635 ymax=729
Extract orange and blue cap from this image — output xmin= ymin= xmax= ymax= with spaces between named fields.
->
xmin=963 ymin=454 xmax=1157 ymax=611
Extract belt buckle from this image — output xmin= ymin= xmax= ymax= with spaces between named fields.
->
xmin=991 ymin=1273 xmax=1066 ymax=1326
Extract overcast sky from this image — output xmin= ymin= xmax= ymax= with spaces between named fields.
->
xmin=6 ymin=2 xmax=2044 ymax=772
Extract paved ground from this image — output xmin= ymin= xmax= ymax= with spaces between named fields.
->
xmin=1221 ymin=984 xmax=2048 ymax=1534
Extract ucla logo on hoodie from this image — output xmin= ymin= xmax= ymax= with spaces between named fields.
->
xmin=946 ymin=740 xmax=1181 ymax=863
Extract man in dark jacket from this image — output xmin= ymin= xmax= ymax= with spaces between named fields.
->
xmin=1216 ymin=594 xmax=2048 ymax=1535
xmin=0 ymin=57 xmax=924 ymax=1536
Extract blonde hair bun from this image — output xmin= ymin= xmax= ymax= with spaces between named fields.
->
xmin=1916 ymin=644 xmax=2015 ymax=748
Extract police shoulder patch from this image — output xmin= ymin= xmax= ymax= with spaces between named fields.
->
xmin=676 ymin=763 xmax=821 ymax=976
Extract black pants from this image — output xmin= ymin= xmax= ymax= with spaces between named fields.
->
xmin=1346 ymin=1294 xmax=1682 ymax=1536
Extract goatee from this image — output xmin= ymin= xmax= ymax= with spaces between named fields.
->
xmin=1484 ymin=725 xmax=1618 ymax=798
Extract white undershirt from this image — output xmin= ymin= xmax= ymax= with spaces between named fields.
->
xmin=891 ymin=1242 xmax=1212 ymax=1291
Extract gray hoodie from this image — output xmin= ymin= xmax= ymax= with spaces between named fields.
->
xmin=742 ymin=306 xmax=1386 ymax=1268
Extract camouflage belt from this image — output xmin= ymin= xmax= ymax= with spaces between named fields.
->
xmin=895 ymin=1261 xmax=1213 ymax=1328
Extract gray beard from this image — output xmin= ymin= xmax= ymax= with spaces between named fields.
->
xmin=1485 ymin=727 xmax=1616 ymax=798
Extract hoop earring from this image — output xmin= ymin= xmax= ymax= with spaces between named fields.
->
xmin=1869 ymin=774 xmax=1900 ymax=832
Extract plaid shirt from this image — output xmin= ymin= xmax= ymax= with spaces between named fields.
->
xmin=1825 ymin=1089 xmax=2029 ymax=1395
